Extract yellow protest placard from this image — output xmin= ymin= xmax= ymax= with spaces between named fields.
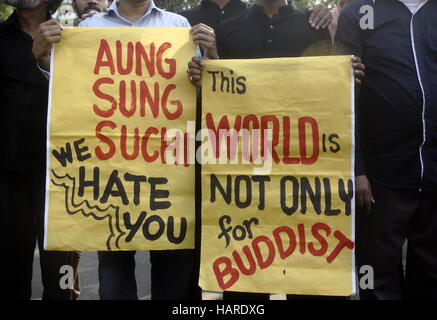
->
xmin=44 ymin=28 xmax=196 ymax=251
xmin=199 ymin=56 xmax=355 ymax=296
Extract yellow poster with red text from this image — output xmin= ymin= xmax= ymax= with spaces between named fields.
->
xmin=44 ymin=28 xmax=196 ymax=251
xmin=199 ymin=56 xmax=356 ymax=296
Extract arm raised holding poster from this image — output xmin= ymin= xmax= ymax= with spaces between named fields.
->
xmin=188 ymin=55 xmax=365 ymax=88
xmin=32 ymin=20 xmax=218 ymax=72
xmin=32 ymin=19 xmax=62 ymax=71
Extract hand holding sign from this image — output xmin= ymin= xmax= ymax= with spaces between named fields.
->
xmin=187 ymin=56 xmax=204 ymax=88
xmin=356 ymin=175 xmax=375 ymax=215
xmin=352 ymin=56 xmax=366 ymax=85
xmin=32 ymin=19 xmax=63 ymax=71
xmin=190 ymin=23 xmax=219 ymax=60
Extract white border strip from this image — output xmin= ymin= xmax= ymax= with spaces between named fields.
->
xmin=43 ymin=48 xmax=55 ymax=251
xmin=351 ymin=57 xmax=357 ymax=296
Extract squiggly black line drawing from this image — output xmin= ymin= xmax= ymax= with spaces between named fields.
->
xmin=51 ymin=170 xmax=125 ymax=250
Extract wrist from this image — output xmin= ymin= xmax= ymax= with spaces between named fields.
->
xmin=35 ymin=54 xmax=51 ymax=71
xmin=206 ymin=48 xmax=219 ymax=60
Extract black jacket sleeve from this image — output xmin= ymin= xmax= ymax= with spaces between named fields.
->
xmin=334 ymin=11 xmax=366 ymax=176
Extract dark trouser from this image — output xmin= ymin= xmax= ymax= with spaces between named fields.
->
xmin=356 ymin=182 xmax=437 ymax=299
xmin=0 ymin=171 xmax=80 ymax=300
xmin=98 ymin=93 xmax=204 ymax=301
xmin=98 ymin=249 xmax=201 ymax=300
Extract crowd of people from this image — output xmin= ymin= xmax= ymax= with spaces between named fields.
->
xmin=0 ymin=0 xmax=436 ymax=300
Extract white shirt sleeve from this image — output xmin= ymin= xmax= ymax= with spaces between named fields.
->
xmin=181 ymin=17 xmax=202 ymax=58
xmin=37 ymin=63 xmax=50 ymax=80
xmin=183 ymin=18 xmax=191 ymax=28
xmin=78 ymin=19 xmax=89 ymax=27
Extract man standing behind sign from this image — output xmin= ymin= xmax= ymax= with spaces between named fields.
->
xmin=335 ymin=0 xmax=437 ymax=299
xmin=188 ymin=0 xmax=365 ymax=299
xmin=33 ymin=0 xmax=218 ymax=300
xmin=180 ymin=0 xmax=333 ymax=301
xmin=0 ymin=0 xmax=80 ymax=300
xmin=179 ymin=0 xmax=333 ymax=34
